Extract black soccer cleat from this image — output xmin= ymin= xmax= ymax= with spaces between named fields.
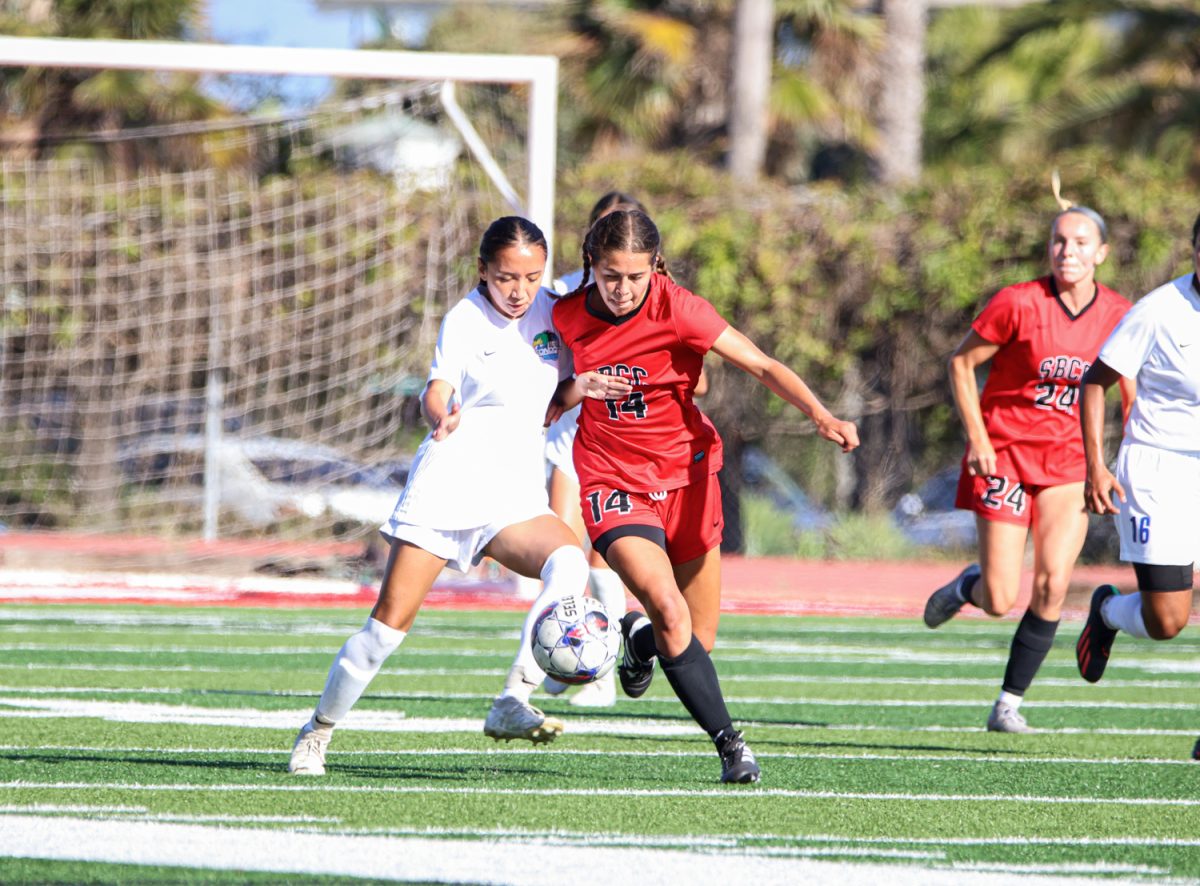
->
xmin=1076 ymin=584 xmax=1120 ymax=684
xmin=618 ymin=611 xmax=655 ymax=699
xmin=1192 ymin=736 xmax=1200 ymax=761
xmin=716 ymin=729 xmax=761 ymax=784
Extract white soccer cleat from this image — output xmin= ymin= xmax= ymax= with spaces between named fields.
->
xmin=569 ymin=672 xmax=616 ymax=708
xmin=288 ymin=719 xmax=333 ymax=775
xmin=483 ymin=695 xmax=564 ymax=744
xmin=542 ymin=675 xmax=570 ymax=696
xmin=987 ymin=701 xmax=1034 ymax=734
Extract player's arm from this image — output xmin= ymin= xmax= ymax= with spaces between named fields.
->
xmin=548 ymin=372 xmax=634 ymax=424
xmin=1080 ymin=358 xmax=1126 ymax=514
xmin=421 ymin=379 xmax=460 ymax=441
xmin=708 ymin=326 xmax=859 ymax=452
xmin=1117 ymin=374 xmax=1136 ymax=426
xmin=947 ymin=330 xmax=1001 ymax=477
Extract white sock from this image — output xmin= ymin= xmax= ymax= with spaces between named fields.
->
xmin=502 ymin=545 xmax=589 ymax=702
xmin=589 ymin=567 xmax=626 ymax=622
xmin=314 ymin=617 xmax=406 ymax=725
xmin=1102 ymin=591 xmax=1151 ymax=639
xmin=997 ymin=690 xmax=1023 ymax=709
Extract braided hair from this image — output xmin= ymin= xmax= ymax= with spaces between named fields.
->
xmin=574 ymin=209 xmax=669 ymax=298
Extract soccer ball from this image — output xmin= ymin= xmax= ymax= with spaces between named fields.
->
xmin=531 ymin=593 xmax=619 ymax=685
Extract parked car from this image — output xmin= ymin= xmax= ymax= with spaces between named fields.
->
xmin=892 ymin=467 xmax=978 ymax=550
xmin=118 ymin=434 xmax=408 ymax=527
xmin=740 ymin=445 xmax=833 ymax=533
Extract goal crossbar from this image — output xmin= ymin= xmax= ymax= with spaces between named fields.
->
xmin=0 ymin=35 xmax=558 ymax=251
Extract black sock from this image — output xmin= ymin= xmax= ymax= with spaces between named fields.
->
xmin=961 ymin=572 xmax=981 ymax=607
xmin=632 ymin=620 xmax=659 ymax=662
xmin=660 ymin=635 xmax=734 ymax=739
xmin=1001 ymin=610 xmax=1059 ymax=695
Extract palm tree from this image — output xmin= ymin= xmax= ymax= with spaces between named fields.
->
xmin=0 ymin=0 xmax=221 ymax=164
xmin=925 ymin=1 xmax=1200 ymax=170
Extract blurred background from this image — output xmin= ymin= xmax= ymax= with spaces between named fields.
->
xmin=0 ymin=0 xmax=1195 ymax=577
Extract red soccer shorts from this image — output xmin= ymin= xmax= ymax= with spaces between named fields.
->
xmin=955 ymin=463 xmax=1045 ymax=527
xmin=580 ymin=472 xmax=723 ymax=565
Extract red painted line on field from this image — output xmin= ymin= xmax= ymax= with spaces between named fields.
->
xmin=0 ymin=532 xmax=1142 ymax=619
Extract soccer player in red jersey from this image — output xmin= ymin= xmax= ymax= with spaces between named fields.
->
xmin=551 ymin=209 xmax=859 ymax=783
xmin=923 ymin=199 xmax=1134 ymax=734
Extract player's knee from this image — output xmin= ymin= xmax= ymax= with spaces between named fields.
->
xmin=1146 ymin=610 xmax=1188 ymax=640
xmin=540 ymin=544 xmax=589 ymax=593
xmin=977 ymin=585 xmax=1018 ymax=618
xmin=341 ymin=617 xmax=406 ymax=673
xmin=651 ymin=593 xmax=691 ymax=638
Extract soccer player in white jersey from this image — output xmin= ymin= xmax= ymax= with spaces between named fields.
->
xmin=288 ymin=217 xmax=629 ymax=775
xmin=1075 ymin=211 xmax=1200 ymax=689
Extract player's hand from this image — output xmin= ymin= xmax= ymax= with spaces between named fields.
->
xmin=816 ymin=416 xmax=860 ymax=453
xmin=577 ymin=371 xmax=633 ymax=400
xmin=965 ymin=441 xmax=997 ymax=478
xmin=431 ymin=403 xmax=461 ymax=441
xmin=545 ymin=400 xmax=565 ymax=427
xmin=1084 ymin=465 xmax=1125 ymax=515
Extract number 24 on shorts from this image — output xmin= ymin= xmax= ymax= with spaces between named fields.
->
xmin=982 ymin=476 xmax=1027 ymax=516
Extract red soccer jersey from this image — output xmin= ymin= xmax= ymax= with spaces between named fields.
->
xmin=553 ymin=274 xmax=729 ymax=493
xmin=972 ymin=277 xmax=1130 ymax=485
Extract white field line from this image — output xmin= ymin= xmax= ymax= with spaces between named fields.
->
xmin=778 ymin=723 xmax=1200 ymax=736
xmin=0 ymin=805 xmax=334 ymax=824
xmin=6 ymin=808 xmax=1200 ymax=858
xmin=279 ymin=824 xmax=1200 ymax=851
xmin=0 ymin=697 xmax=703 ymax=736
xmin=951 ymin=861 xmax=1163 ymax=876
xmin=2 ymin=697 xmax=1197 ymax=737
xmin=0 ymin=623 xmax=518 ymax=642
xmin=0 ymin=609 xmax=994 ymax=634
xmin=1 ymin=661 xmax=1195 ymax=691
xmin=0 ymin=815 xmax=1109 ymax=886
xmin=0 ymin=663 xmax=511 ymax=677
xmin=5 ymin=781 xmax=1200 ymax=807
xmin=6 ymin=639 xmax=1198 ymax=673
xmin=0 ymin=804 xmax=148 ymax=814
xmin=2 ymin=686 xmax=1195 ymax=711
xmin=5 ymin=743 xmax=1198 ymax=768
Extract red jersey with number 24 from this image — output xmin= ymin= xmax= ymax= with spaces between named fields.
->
xmin=552 ymin=273 xmax=728 ymax=493
xmin=972 ymin=277 xmax=1130 ymax=485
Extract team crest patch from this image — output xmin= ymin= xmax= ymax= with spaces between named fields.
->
xmin=532 ymin=330 xmax=560 ymax=362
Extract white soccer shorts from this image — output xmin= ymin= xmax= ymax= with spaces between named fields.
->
xmin=1114 ymin=442 xmax=1200 ymax=567
xmin=382 ymin=503 xmax=554 ymax=573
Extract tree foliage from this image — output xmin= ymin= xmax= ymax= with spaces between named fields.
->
xmin=559 ymin=147 xmax=1198 ymax=511
xmin=0 ymin=0 xmax=219 ymax=162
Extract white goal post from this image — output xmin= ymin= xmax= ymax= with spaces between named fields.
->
xmin=0 ymin=36 xmax=558 ymax=252
xmin=0 ymin=35 xmax=558 ymax=560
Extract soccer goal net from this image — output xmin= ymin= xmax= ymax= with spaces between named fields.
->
xmin=0 ymin=37 xmax=557 ymax=579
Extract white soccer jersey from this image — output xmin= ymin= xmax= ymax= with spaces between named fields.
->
xmin=545 ymin=266 xmax=587 ymax=480
xmin=1100 ymin=273 xmax=1200 ymax=452
xmin=383 ymin=286 xmax=571 ymax=530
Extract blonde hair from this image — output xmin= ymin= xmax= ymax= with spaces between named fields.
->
xmin=1050 ymin=171 xmax=1108 ymax=243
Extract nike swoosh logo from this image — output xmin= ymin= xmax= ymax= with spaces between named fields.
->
xmin=483 ymin=350 xmax=498 ymax=356
xmin=1181 ymin=342 xmax=1193 ymax=349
